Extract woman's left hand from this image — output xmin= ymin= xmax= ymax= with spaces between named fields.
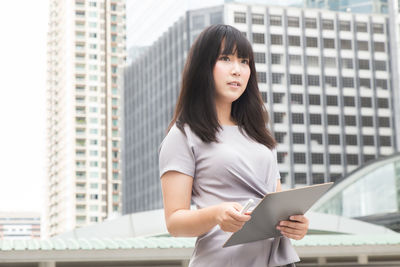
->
xmin=276 ymin=215 xmax=309 ymax=240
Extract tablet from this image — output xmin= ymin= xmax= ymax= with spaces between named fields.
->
xmin=223 ymin=182 xmax=333 ymax=248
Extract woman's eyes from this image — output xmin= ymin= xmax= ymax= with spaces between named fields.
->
xmin=219 ymin=56 xmax=249 ymax=64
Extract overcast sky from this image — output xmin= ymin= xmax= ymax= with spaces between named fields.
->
xmin=0 ymin=1 xmax=48 ymax=213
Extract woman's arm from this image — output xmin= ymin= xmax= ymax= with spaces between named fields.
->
xmin=161 ymin=171 xmax=251 ymax=237
xmin=276 ymin=180 xmax=309 ymax=240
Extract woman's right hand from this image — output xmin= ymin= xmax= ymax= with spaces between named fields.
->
xmin=215 ymin=202 xmax=251 ymax=232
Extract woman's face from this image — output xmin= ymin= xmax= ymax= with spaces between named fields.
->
xmin=213 ymin=51 xmax=250 ymax=105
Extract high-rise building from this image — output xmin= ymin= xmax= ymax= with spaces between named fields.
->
xmin=123 ymin=2 xmax=397 ymax=213
xmin=45 ymin=0 xmax=126 ymax=237
xmin=304 ymin=0 xmax=388 ymax=14
xmin=0 ymin=212 xmax=40 ymax=239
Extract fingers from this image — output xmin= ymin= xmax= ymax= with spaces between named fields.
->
xmin=229 ymin=209 xmax=251 ymax=222
xmin=277 ymin=215 xmax=309 ymax=240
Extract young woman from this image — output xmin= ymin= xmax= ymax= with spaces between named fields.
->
xmin=159 ymin=24 xmax=308 ymax=267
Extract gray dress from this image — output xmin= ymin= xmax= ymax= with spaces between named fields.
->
xmin=159 ymin=124 xmax=300 ymax=267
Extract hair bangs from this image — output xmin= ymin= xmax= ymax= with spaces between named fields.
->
xmin=220 ymin=28 xmax=253 ymax=60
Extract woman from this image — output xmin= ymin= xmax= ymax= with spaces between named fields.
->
xmin=159 ymin=24 xmax=308 ymax=266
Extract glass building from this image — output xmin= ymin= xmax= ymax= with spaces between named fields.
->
xmin=312 ymin=153 xmax=400 ymax=231
xmin=304 ymin=0 xmax=388 ymax=14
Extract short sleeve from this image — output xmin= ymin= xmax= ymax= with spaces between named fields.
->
xmin=271 ymin=148 xmax=281 ymax=180
xmin=158 ymin=124 xmax=195 ymax=178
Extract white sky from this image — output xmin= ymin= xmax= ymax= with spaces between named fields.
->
xmin=0 ymin=1 xmax=48 ymax=213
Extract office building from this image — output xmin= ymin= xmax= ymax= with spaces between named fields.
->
xmin=304 ymin=0 xmax=388 ymax=14
xmin=0 ymin=212 xmax=40 ymax=239
xmin=123 ymin=2 xmax=397 ymax=213
xmin=45 ymin=0 xmax=126 ymax=237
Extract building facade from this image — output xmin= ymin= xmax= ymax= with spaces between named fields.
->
xmin=123 ymin=2 xmax=397 ymax=213
xmin=0 ymin=212 xmax=40 ymax=239
xmin=45 ymin=0 xmax=126 ymax=237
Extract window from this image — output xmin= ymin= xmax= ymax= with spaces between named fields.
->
xmin=270 ymin=15 xmax=282 ymax=26
xmin=324 ymin=57 xmax=336 ymax=68
xmin=295 ymin=173 xmax=307 ymax=184
xmin=347 ymin=154 xmax=359 ymax=165
xmin=288 ymin=16 xmax=299 ymax=27
xmin=342 ymin=58 xmax=353 ymax=69
xmin=290 ymin=74 xmax=302 ymax=85
xmin=309 ymin=94 xmax=320 ymax=105
xmin=312 ymin=153 xmax=324 ymax=164
xmin=376 ymin=79 xmax=388 ymax=89
xmin=373 ymin=23 xmax=384 ymax=34
xmin=310 ymin=114 xmax=322 ymax=125
xmin=305 ymin=18 xmax=317 ymax=29
xmin=270 ymin=34 xmax=283 ymax=45
xmin=306 ymin=37 xmax=318 ymax=48
xmin=308 ymin=75 xmax=320 ymax=86
xmin=361 ymin=97 xmax=372 ymax=108
xmin=363 ymin=135 xmax=374 ymax=146
xmin=374 ymin=60 xmax=386 ymax=71
xmin=292 ymin=113 xmax=304 ymax=124
xmin=358 ymin=59 xmax=369 ymax=70
xmin=234 ymin=12 xmax=246 ymax=23
xmin=374 ymin=42 xmax=385 ymax=52
xmin=210 ymin=12 xmax=223 ymax=25
xmin=379 ymin=117 xmax=390 ymax=127
xmin=293 ymin=133 xmax=305 ymax=144
xmin=257 ymin=72 xmax=267 ymax=83
xmin=275 ymin=132 xmax=286 ymax=143
xmin=356 ymin=22 xmax=368 ymax=32
xmin=272 ymin=73 xmax=283 ymax=84
xmin=345 ymin=115 xmax=357 ymax=126
xmin=289 ymin=55 xmax=301 ymax=65
xmin=307 ymin=56 xmax=319 ymax=67
xmin=313 ymin=173 xmax=325 ymax=184
xmin=252 ymin=13 xmax=264 ymax=25
xmin=323 ymin=38 xmax=335 ymax=49
xmin=362 ymin=116 xmax=373 ymax=127
xmin=339 ymin=21 xmax=351 ymax=31
xmin=380 ymin=136 xmax=391 ymax=146
xmin=364 ymin=155 xmax=375 ymax=162
xmin=357 ymin=41 xmax=369 ymax=51
xmin=291 ymin=93 xmax=303 ymax=104
xmin=294 ymin=153 xmax=306 ymax=164
xmin=311 ymin=134 xmax=323 ymax=144
xmin=328 ymin=115 xmax=339 ymax=125
xmin=322 ymin=19 xmax=334 ymax=30
xmin=329 ymin=154 xmax=341 ymax=165
xmin=252 ymin=33 xmax=265 ymax=44
xmin=254 ymin=52 xmax=266 ymax=63
xmin=271 ymin=54 xmax=282 ymax=65
xmin=192 ymin=15 xmax=204 ymax=30
xmin=346 ymin=135 xmax=357 ymax=146
xmin=342 ymin=77 xmax=354 ymax=88
xmin=277 ymin=152 xmax=287 ymax=163
xmin=341 ymin=39 xmax=352 ymax=50
xmin=261 ymin=92 xmax=268 ymax=102
xmin=344 ymin=96 xmax=355 ymax=107
xmin=274 ymin=112 xmax=285 ymax=123
xmin=288 ymin=35 xmax=301 ymax=46
xmin=360 ymin=78 xmax=371 ymax=88
xmin=273 ymin=93 xmax=285 ymax=103
xmin=378 ymin=98 xmax=389 ymax=108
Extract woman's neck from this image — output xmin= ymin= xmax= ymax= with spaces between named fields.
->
xmin=216 ymin=102 xmax=235 ymax=125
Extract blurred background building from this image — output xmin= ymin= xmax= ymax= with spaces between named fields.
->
xmin=45 ymin=0 xmax=126 ymax=237
xmin=0 ymin=212 xmax=40 ymax=239
xmin=123 ymin=2 xmax=397 ymax=213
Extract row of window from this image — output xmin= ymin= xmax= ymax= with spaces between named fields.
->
xmin=274 ymin=112 xmax=391 ymax=128
xmin=276 ymin=132 xmax=391 ymax=146
xmin=270 ymin=93 xmax=389 ymax=108
xmin=234 ymin=12 xmax=385 ymax=34
xmin=278 ymin=151 xmax=385 ymax=166
xmin=257 ymin=73 xmax=388 ymax=89
xmin=251 ymin=33 xmax=386 ymax=52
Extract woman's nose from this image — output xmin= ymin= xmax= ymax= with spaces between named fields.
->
xmin=231 ymin=61 xmax=241 ymax=76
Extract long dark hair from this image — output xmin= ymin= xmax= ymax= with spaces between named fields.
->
xmin=168 ymin=24 xmax=276 ymax=149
